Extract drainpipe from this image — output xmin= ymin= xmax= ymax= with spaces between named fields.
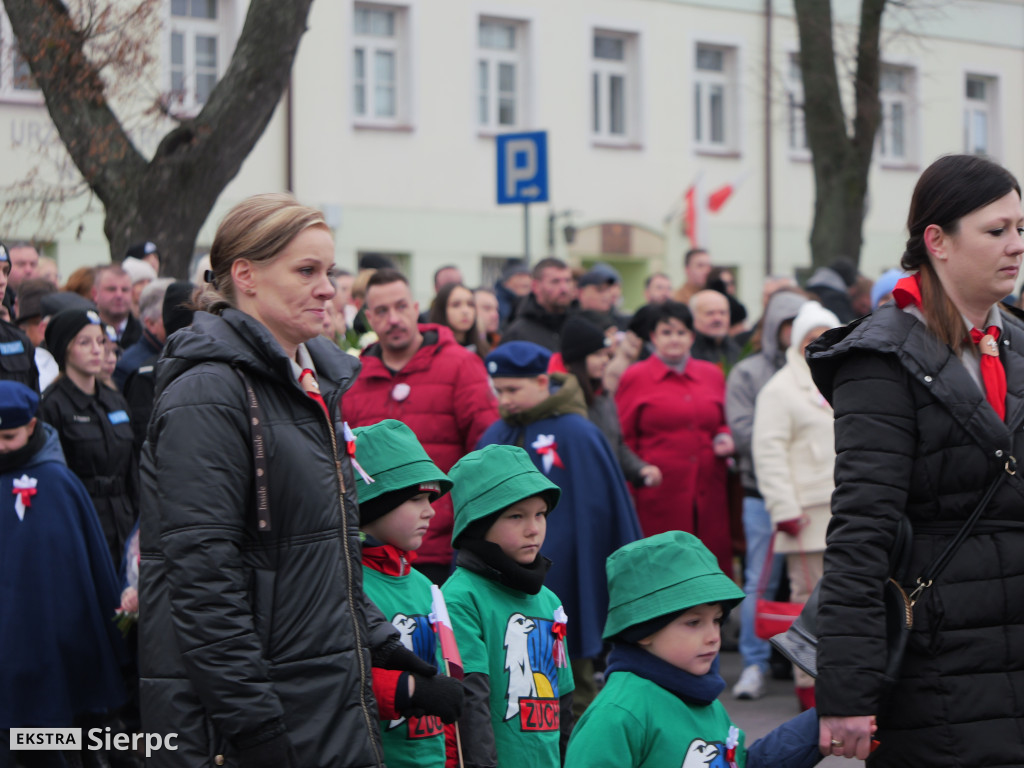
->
xmin=286 ymin=77 xmax=294 ymax=193
xmin=763 ymin=0 xmax=774 ymax=276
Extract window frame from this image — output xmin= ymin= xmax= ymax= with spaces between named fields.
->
xmin=476 ymin=16 xmax=529 ymax=135
xmin=876 ymin=61 xmax=919 ymax=170
xmin=963 ymin=71 xmax=1000 ymax=159
xmin=589 ymin=26 xmax=641 ymax=149
xmin=352 ymin=1 xmax=411 ymax=129
xmin=692 ymin=40 xmax=740 ymax=156
xmin=785 ymin=50 xmax=810 ymax=161
xmin=166 ymin=0 xmax=226 ymax=116
xmin=0 ymin=10 xmax=42 ymax=104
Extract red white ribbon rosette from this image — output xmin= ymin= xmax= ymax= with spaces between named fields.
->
xmin=531 ymin=434 xmax=564 ymax=474
xmin=726 ymin=724 xmax=740 ymax=767
xmin=342 ymin=421 xmax=375 ymax=485
xmin=12 ymin=474 xmax=37 ymax=521
xmin=552 ymin=605 xmax=569 ymax=668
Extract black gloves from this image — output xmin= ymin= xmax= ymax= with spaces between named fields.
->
xmin=375 ymin=637 xmax=438 ymax=678
xmin=396 ymin=673 xmax=465 ymax=724
xmin=236 ymin=721 xmax=297 ymax=768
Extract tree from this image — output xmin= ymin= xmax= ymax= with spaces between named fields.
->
xmin=794 ymin=0 xmax=888 ymax=270
xmin=4 ymin=0 xmax=316 ymax=277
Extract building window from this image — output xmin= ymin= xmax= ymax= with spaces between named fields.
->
xmin=477 ymin=18 xmax=526 ymax=131
xmin=169 ymin=0 xmax=223 ymax=112
xmin=0 ymin=11 xmax=40 ymax=102
xmin=878 ymin=64 xmax=916 ymax=165
xmin=964 ymin=74 xmax=997 ymax=157
xmin=591 ymin=30 xmax=638 ymax=144
xmin=786 ymin=53 xmax=808 ymax=156
xmin=694 ymin=43 xmax=737 ymax=153
xmin=353 ymin=3 xmax=408 ymax=125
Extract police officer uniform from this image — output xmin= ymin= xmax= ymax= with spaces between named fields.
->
xmin=0 ymin=243 xmax=39 ymax=393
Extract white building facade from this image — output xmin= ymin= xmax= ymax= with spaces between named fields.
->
xmin=2 ymin=0 xmax=1023 ymax=310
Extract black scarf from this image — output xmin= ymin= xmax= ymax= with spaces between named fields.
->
xmin=0 ymin=424 xmax=46 ymax=474
xmin=457 ymin=539 xmax=551 ymax=595
xmin=605 ymin=642 xmax=726 ymax=706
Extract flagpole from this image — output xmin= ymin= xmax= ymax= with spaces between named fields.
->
xmin=443 ymin=659 xmax=466 ymax=768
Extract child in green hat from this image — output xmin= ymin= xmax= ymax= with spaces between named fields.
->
xmin=355 ymin=419 xmax=465 ymax=768
xmin=442 ymin=444 xmax=575 ymax=768
xmin=564 ymin=531 xmax=823 ymax=768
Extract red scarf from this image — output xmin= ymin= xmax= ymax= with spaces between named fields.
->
xmin=893 ymin=274 xmax=1006 ymax=421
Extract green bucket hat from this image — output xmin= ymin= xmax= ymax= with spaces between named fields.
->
xmin=353 ymin=420 xmax=452 ymax=508
xmin=448 ymin=445 xmax=561 ymax=548
xmin=603 ymin=531 xmax=745 ymax=640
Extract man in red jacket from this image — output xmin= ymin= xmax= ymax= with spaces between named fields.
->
xmin=345 ymin=269 xmax=499 ymax=584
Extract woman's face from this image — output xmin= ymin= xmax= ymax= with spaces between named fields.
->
xmin=65 ymin=323 xmax=105 ymax=377
xmin=243 ymin=227 xmax=337 ymax=354
xmin=474 ymin=290 xmax=500 ymax=334
xmin=931 ymin=190 xmax=1024 ymax=311
xmin=650 ymin=317 xmax=693 ymax=364
xmin=585 ymin=347 xmax=613 ymax=381
xmin=446 ymin=286 xmax=476 ymax=334
xmin=100 ymin=337 xmax=119 ymax=379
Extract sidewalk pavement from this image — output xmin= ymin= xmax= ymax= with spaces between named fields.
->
xmin=718 ymin=649 xmax=863 ymax=767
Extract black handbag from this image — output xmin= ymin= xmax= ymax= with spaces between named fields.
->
xmin=771 ymin=457 xmax=1016 ymax=680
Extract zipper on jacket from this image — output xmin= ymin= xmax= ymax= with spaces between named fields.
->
xmin=324 ymin=407 xmax=385 ymax=767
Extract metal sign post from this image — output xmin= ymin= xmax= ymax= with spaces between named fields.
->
xmin=496 ymin=131 xmax=549 ymax=265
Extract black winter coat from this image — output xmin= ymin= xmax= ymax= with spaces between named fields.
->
xmin=807 ymin=303 xmax=1024 ymax=767
xmin=39 ymin=376 xmax=137 ymax=567
xmin=501 ymin=294 xmax=569 ymax=351
xmin=0 ymin=319 xmax=38 ymax=392
xmin=138 ymin=310 xmax=397 ymax=768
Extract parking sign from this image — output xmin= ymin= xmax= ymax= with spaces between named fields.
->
xmin=496 ymin=131 xmax=549 ymax=205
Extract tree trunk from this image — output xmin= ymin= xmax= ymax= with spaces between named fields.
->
xmin=5 ymin=0 xmax=315 ymax=278
xmin=794 ymin=0 xmax=886 ymax=270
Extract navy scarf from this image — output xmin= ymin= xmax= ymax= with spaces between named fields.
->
xmin=605 ymin=642 xmax=726 ymax=706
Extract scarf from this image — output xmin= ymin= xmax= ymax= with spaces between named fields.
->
xmin=456 ymin=539 xmax=551 ymax=595
xmin=605 ymin=641 xmax=726 ymax=706
xmin=893 ymin=273 xmax=1006 ymax=420
xmin=0 ymin=424 xmax=46 ymax=474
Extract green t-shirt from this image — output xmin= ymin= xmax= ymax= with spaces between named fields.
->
xmin=565 ymin=670 xmax=746 ymax=768
xmin=362 ymin=565 xmax=446 ymax=768
xmin=442 ymin=567 xmax=575 ymax=768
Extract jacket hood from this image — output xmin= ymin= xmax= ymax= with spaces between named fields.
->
xmin=500 ymin=372 xmax=588 ymax=425
xmin=806 ymin=266 xmax=848 ymax=294
xmin=21 ymin=422 xmax=67 ymax=470
xmin=156 ymin=309 xmax=360 ymax=399
xmin=761 ymin=291 xmax=809 ymax=365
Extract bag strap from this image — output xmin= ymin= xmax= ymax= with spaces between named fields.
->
xmin=233 ymin=367 xmax=271 ymax=532
xmin=908 ymin=455 xmax=1016 ymax=605
xmin=755 ymin=534 xmax=776 ymax=599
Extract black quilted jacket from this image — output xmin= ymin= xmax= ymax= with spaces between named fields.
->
xmin=138 ymin=310 xmax=396 ymax=768
xmin=807 ymin=302 xmax=1024 ymax=767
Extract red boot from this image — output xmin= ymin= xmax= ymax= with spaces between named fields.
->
xmin=796 ymin=685 xmax=816 ymax=712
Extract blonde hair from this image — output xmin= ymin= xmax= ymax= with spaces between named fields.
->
xmin=196 ymin=193 xmax=328 ymax=315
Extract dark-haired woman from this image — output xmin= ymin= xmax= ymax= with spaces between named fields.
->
xmin=808 ymin=154 xmax=1024 ymax=765
xmin=428 ymin=282 xmax=490 ymax=358
xmin=615 ymin=300 xmax=734 ymax=575
xmin=559 ymin=314 xmax=660 ymax=489
xmin=139 ymin=194 xmax=432 ymax=768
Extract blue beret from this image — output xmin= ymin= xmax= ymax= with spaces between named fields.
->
xmin=0 ymin=380 xmax=39 ymax=429
xmin=486 ymin=341 xmax=551 ymax=378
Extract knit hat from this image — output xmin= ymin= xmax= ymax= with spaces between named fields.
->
xmin=449 ymin=445 xmax=560 ymax=548
xmin=0 ymin=380 xmax=38 ymax=429
xmin=125 ymin=241 xmax=159 ymax=261
xmin=121 ymin=257 xmax=157 ymax=285
xmin=871 ymin=268 xmax=906 ymax=309
xmin=486 ymin=341 xmax=551 ymax=378
xmin=0 ymin=241 xmax=8 ymax=276
xmin=560 ymin=315 xmax=610 ymax=364
xmin=603 ymin=531 xmax=745 ymax=641
xmin=163 ymin=281 xmax=196 ymax=337
xmin=353 ymin=419 xmax=452 ymax=525
xmin=790 ymin=301 xmax=842 ymax=350
xmin=44 ymin=308 xmax=103 ymax=369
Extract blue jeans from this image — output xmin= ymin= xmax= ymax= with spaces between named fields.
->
xmin=738 ymin=495 xmax=782 ymax=672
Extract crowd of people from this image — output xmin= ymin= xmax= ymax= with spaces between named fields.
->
xmin=3 ymin=153 xmax=1024 ymax=767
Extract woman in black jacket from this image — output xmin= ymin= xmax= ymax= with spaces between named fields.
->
xmin=138 ymin=194 xmax=441 ymax=768
xmin=807 ymin=154 xmax=1024 ymax=765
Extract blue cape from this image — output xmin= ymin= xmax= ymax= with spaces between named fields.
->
xmin=478 ymin=411 xmax=642 ymax=659
xmin=0 ymin=424 xmax=127 ymax=727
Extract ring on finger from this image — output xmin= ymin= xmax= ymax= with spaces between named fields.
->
xmin=830 ymin=739 xmax=844 ymax=748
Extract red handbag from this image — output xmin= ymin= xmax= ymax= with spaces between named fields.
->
xmin=754 ymin=534 xmax=805 ymax=640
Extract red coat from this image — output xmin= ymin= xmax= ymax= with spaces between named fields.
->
xmin=615 ymin=355 xmax=733 ymax=574
xmin=345 ymin=325 xmax=499 ymax=568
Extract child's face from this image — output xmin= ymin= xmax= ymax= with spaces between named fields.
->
xmin=484 ymin=496 xmax=548 ymax=564
xmin=492 ymin=375 xmax=549 ymax=415
xmin=362 ymin=492 xmax=435 ymax=552
xmin=0 ymin=419 xmax=35 ymax=454
xmin=638 ymin=603 xmax=724 ymax=676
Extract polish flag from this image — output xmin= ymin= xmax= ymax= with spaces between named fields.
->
xmin=707 ymin=171 xmax=749 ymax=213
xmin=430 ymin=585 xmax=463 ymax=679
xmin=683 ymin=172 xmax=708 ymax=248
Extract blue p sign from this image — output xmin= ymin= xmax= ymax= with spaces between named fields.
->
xmin=496 ymin=131 xmax=549 ymax=205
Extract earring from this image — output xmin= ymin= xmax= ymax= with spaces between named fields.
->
xmin=245 ymin=288 xmax=256 ymax=296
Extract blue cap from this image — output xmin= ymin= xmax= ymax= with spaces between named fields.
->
xmin=871 ymin=268 xmax=906 ymax=309
xmin=486 ymin=341 xmax=551 ymax=378
xmin=0 ymin=381 xmax=39 ymax=429
xmin=0 ymin=242 xmax=8 ymax=274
